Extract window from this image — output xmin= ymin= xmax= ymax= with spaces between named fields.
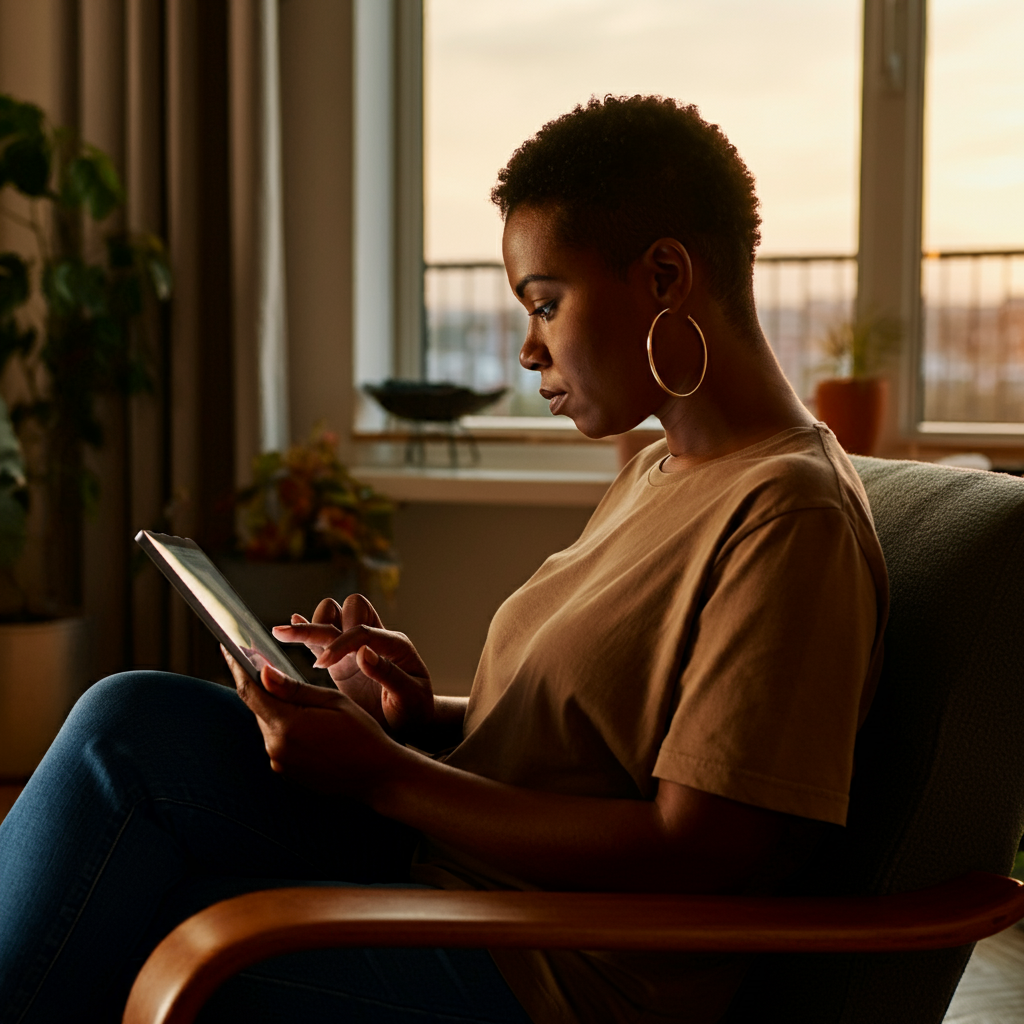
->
xmin=918 ymin=0 xmax=1024 ymax=429
xmin=358 ymin=0 xmax=1024 ymax=447
xmin=422 ymin=0 xmax=863 ymax=419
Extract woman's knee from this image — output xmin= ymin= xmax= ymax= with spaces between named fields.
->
xmin=61 ymin=672 xmax=243 ymax=760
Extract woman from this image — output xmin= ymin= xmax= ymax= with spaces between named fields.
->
xmin=0 ymin=96 xmax=887 ymax=1024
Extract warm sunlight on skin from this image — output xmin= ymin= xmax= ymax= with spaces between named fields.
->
xmin=501 ymin=203 xmax=815 ymax=471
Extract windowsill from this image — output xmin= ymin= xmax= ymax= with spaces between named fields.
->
xmin=352 ymin=414 xmax=663 ymax=444
xmin=916 ymin=422 xmax=1024 ymax=443
xmin=350 ymin=423 xmax=1024 ymax=506
xmin=350 ymin=414 xmax=655 ymax=506
xmin=351 ymin=464 xmax=615 ymax=506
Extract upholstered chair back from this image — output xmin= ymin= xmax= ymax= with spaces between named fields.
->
xmin=727 ymin=457 xmax=1024 ymax=1023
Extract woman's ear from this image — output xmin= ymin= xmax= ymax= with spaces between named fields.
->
xmin=642 ymin=238 xmax=693 ymax=309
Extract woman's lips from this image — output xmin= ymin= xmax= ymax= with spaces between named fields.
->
xmin=540 ymin=388 xmax=567 ymax=415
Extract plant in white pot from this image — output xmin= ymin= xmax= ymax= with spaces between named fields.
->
xmin=0 ymin=93 xmax=171 ymax=611
xmin=0 ymin=93 xmax=171 ymax=776
xmin=0 ymin=395 xmax=88 ymax=777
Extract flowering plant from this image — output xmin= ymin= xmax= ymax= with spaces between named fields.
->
xmin=233 ymin=426 xmax=398 ymax=593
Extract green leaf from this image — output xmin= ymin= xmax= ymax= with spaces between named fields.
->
xmin=43 ymin=258 xmax=107 ymax=316
xmin=0 ymin=135 xmax=51 ymax=195
xmin=108 ymin=275 xmax=142 ymax=319
xmin=81 ymin=263 xmax=107 ymax=314
xmin=0 ymin=319 xmax=35 ymax=378
xmin=0 ymin=94 xmax=44 ymax=140
xmin=0 ymin=253 xmax=30 ymax=317
xmin=10 ymin=399 xmax=50 ymax=435
xmin=0 ymin=395 xmax=28 ymax=567
xmin=0 ymin=395 xmax=25 ymax=484
xmin=43 ymin=259 xmax=79 ymax=314
xmin=0 ymin=486 xmax=27 ymax=568
xmin=62 ymin=151 xmax=122 ymax=220
xmin=105 ymin=233 xmax=173 ymax=302
xmin=106 ymin=233 xmax=135 ymax=269
xmin=251 ymin=452 xmax=283 ymax=483
xmin=85 ymin=146 xmax=123 ymax=201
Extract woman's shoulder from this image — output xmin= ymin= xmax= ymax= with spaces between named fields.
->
xmin=598 ymin=424 xmax=874 ymax=536
xmin=715 ymin=425 xmax=880 ymax=556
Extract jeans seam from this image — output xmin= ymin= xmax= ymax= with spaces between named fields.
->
xmin=13 ymin=794 xmax=314 ymax=1023
xmin=150 ymin=796 xmax=317 ymax=869
xmin=14 ymin=804 xmax=139 ymax=1024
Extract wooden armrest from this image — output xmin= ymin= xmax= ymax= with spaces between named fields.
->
xmin=124 ymin=871 xmax=1024 ymax=1024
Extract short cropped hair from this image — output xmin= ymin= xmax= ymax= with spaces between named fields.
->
xmin=491 ymin=95 xmax=762 ymax=322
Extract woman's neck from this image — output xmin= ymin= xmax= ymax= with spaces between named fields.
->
xmin=656 ymin=310 xmax=815 ymax=472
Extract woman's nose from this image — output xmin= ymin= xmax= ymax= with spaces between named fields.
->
xmin=519 ymin=323 xmax=551 ymax=372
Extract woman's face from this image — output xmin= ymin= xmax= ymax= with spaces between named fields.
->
xmin=502 ymin=204 xmax=666 ymax=438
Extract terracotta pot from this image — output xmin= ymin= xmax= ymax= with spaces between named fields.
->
xmin=815 ymin=377 xmax=889 ymax=456
xmin=0 ymin=617 xmax=89 ymax=778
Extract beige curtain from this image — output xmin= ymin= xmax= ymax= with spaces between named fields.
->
xmin=0 ymin=0 xmax=356 ymax=683
xmin=0 ymin=0 xmax=238 ymax=680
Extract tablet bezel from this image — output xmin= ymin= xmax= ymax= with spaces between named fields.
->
xmin=135 ymin=529 xmax=301 ymax=684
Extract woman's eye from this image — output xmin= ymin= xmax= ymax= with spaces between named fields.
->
xmin=530 ymin=300 xmax=556 ymax=321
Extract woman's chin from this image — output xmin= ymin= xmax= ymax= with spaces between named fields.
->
xmin=568 ymin=414 xmax=627 ymax=441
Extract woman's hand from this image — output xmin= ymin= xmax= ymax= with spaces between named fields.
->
xmin=271 ymin=594 xmax=435 ymax=742
xmin=222 ymin=647 xmax=402 ymax=796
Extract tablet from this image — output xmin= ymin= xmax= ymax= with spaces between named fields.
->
xmin=135 ymin=530 xmax=301 ymax=684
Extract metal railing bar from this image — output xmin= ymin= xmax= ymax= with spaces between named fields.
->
xmin=923 ymin=249 xmax=1024 ymax=260
xmin=426 ymin=250 xmax=1024 ymax=272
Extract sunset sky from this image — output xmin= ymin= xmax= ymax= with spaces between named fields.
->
xmin=424 ymin=0 xmax=1023 ymax=263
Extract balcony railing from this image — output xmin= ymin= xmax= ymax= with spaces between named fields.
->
xmin=920 ymin=250 xmax=1024 ymax=425
xmin=424 ymin=249 xmax=1024 ymax=427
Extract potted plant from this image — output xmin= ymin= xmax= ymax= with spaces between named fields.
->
xmin=0 ymin=92 xmax=171 ymax=612
xmin=0 ymin=93 xmax=170 ymax=774
xmin=815 ymin=314 xmax=901 ymax=456
xmin=219 ymin=425 xmax=399 ymax=634
xmin=0 ymin=394 xmax=89 ymax=775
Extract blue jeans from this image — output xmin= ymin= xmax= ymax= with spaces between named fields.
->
xmin=0 ymin=672 xmax=530 ymax=1023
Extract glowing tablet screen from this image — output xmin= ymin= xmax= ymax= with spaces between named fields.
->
xmin=137 ymin=531 xmax=299 ymax=682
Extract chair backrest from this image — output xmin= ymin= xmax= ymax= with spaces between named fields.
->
xmin=727 ymin=456 xmax=1024 ymax=1024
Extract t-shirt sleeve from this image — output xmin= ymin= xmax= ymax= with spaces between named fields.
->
xmin=653 ymin=506 xmax=879 ymax=826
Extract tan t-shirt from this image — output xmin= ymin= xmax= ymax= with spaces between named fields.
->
xmin=411 ymin=424 xmax=888 ymax=1023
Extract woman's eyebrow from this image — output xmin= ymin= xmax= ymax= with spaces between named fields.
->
xmin=514 ymin=273 xmax=557 ymax=298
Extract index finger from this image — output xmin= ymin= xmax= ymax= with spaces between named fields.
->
xmin=272 ymin=622 xmax=341 ymax=646
xmin=310 ymin=623 xmax=409 ymax=670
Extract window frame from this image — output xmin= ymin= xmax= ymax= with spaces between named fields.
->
xmin=357 ymin=0 xmax=1024 ymax=452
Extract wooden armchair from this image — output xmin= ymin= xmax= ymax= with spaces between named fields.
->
xmin=124 ymin=457 xmax=1024 ymax=1024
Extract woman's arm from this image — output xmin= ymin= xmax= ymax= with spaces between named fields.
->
xmin=409 ymin=694 xmax=467 ymax=753
xmin=228 ymin=655 xmax=794 ymax=895
xmin=370 ymin=746 xmax=791 ymax=893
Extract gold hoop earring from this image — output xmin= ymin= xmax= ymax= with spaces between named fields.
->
xmin=647 ymin=309 xmax=708 ymax=398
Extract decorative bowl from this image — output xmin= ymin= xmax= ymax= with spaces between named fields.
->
xmin=363 ymin=380 xmax=507 ymax=423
